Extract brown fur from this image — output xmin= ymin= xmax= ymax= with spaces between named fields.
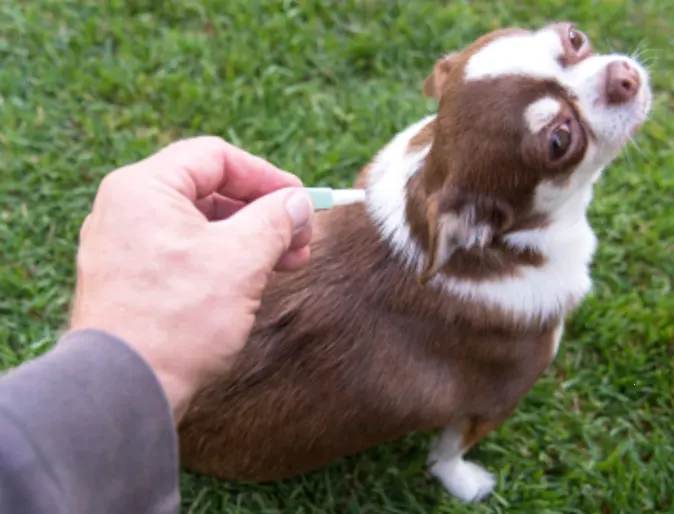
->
xmin=408 ymin=119 xmax=436 ymax=152
xmin=177 ymin=22 xmax=595 ymax=483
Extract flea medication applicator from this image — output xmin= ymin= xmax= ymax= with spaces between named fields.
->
xmin=305 ymin=187 xmax=366 ymax=210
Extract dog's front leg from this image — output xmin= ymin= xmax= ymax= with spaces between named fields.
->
xmin=426 ymin=419 xmax=500 ymax=502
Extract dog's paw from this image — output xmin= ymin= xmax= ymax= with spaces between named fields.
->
xmin=429 ymin=458 xmax=496 ymax=503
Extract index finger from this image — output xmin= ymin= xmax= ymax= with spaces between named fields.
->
xmin=138 ymin=136 xmax=303 ymax=203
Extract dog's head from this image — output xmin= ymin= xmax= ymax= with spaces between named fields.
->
xmin=414 ymin=22 xmax=652 ymax=281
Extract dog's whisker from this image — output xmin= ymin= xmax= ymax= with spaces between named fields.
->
xmin=630 ymin=43 xmax=643 ymax=61
xmin=604 ymin=37 xmax=615 ymax=53
xmin=627 ymin=135 xmax=647 ymax=161
xmin=629 ymin=41 xmax=660 ymax=65
xmin=623 ymin=145 xmax=635 ymax=170
xmin=634 ymin=50 xmax=660 ymax=66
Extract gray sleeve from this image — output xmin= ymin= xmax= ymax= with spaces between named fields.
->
xmin=0 ymin=329 xmax=180 ymax=514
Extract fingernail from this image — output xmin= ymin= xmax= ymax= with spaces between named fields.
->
xmin=285 ymin=191 xmax=313 ymax=231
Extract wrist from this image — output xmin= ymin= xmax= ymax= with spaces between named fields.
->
xmin=152 ymin=370 xmax=196 ymax=423
xmin=64 ymin=324 xmax=196 ymax=424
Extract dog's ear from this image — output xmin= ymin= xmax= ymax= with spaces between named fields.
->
xmin=422 ymin=53 xmax=457 ymax=100
xmin=419 ymin=190 xmax=513 ymax=284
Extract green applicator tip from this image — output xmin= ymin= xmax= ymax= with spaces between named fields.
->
xmin=305 ymin=187 xmax=367 ymax=210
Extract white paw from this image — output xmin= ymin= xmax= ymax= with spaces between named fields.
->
xmin=429 ymin=458 xmax=496 ymax=503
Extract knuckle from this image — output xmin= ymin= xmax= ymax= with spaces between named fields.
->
xmin=166 ymin=135 xmax=230 ymax=161
xmin=97 ymin=170 xmax=125 ymax=198
xmin=79 ymin=214 xmax=91 ymax=238
xmin=96 ymin=164 xmax=151 ymax=205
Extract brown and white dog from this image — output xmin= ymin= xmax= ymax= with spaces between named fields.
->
xmin=178 ymin=22 xmax=652 ymax=502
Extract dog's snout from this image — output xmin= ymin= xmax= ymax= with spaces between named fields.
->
xmin=605 ymin=60 xmax=640 ymax=105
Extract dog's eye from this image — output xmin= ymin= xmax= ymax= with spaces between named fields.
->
xmin=568 ymin=27 xmax=584 ymax=51
xmin=550 ymin=124 xmax=572 ymax=160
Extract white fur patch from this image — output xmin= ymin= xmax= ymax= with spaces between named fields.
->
xmin=431 ymin=458 xmax=497 ymax=502
xmin=365 ymin=115 xmax=434 ymax=268
xmin=524 ymin=97 xmax=561 ymax=133
xmin=465 ymin=29 xmax=564 ymax=81
xmin=435 ymin=221 xmax=596 ymax=322
xmin=427 ymin=426 xmax=496 ymax=502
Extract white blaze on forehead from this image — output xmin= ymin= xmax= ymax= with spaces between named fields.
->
xmin=464 ymin=29 xmax=564 ymax=81
xmin=524 ymin=97 xmax=561 ymax=133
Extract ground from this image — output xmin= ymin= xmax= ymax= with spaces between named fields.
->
xmin=1 ymin=1 xmax=672 ymax=513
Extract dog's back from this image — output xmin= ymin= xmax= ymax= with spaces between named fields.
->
xmin=178 ymin=201 xmax=559 ymax=481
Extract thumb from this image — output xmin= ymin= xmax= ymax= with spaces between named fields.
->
xmin=216 ymin=187 xmax=314 ymax=272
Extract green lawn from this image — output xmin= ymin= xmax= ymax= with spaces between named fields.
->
xmin=1 ymin=0 xmax=673 ymax=512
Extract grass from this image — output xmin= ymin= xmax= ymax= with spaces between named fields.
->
xmin=1 ymin=0 xmax=672 ymax=512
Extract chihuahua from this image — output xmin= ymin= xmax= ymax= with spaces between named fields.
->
xmin=178 ymin=22 xmax=652 ymax=502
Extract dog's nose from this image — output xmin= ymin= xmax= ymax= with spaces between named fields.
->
xmin=605 ymin=60 xmax=640 ymax=105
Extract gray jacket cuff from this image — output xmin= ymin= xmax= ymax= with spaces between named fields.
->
xmin=0 ymin=329 xmax=179 ymax=514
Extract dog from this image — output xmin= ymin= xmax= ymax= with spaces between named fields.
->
xmin=177 ymin=22 xmax=652 ymax=503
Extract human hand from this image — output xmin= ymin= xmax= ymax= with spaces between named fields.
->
xmin=68 ymin=136 xmax=314 ymax=422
